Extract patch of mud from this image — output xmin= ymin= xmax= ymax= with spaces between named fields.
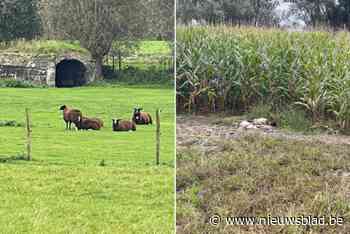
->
xmin=177 ymin=115 xmax=350 ymax=153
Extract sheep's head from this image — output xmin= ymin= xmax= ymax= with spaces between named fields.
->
xmin=59 ymin=105 xmax=67 ymax=111
xmin=133 ymin=108 xmax=143 ymax=121
xmin=112 ymin=119 xmax=121 ymax=129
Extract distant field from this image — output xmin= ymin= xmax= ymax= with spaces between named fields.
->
xmin=137 ymin=41 xmax=172 ymax=56
xmin=0 ymin=86 xmax=174 ymax=233
xmin=118 ymin=40 xmax=173 ymax=71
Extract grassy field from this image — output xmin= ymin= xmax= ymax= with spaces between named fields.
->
xmin=0 ymin=86 xmax=174 ymax=233
xmin=115 ymin=40 xmax=173 ymax=71
xmin=137 ymin=41 xmax=171 ymax=56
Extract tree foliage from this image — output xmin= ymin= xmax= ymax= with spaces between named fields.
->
xmin=36 ymin=0 xmax=173 ymax=79
xmin=177 ymin=0 xmax=279 ymax=26
xmin=290 ymin=0 xmax=350 ymax=29
xmin=0 ymin=0 xmax=41 ymax=42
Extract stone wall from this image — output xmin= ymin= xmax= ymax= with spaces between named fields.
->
xmin=0 ymin=52 xmax=95 ymax=87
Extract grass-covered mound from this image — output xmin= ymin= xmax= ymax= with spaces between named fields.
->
xmin=0 ymin=39 xmax=88 ymax=55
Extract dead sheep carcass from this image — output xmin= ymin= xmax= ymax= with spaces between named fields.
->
xmin=112 ymin=119 xmax=136 ymax=131
xmin=132 ymin=107 xmax=152 ymax=125
xmin=59 ymin=105 xmax=82 ymax=130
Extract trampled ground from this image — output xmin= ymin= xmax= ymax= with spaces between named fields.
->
xmin=177 ymin=115 xmax=350 ymax=234
xmin=0 ymin=86 xmax=174 ymax=233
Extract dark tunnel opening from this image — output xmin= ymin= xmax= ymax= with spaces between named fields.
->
xmin=55 ymin=59 xmax=87 ymax=87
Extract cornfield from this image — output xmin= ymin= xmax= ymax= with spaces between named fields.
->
xmin=176 ymin=26 xmax=350 ymax=128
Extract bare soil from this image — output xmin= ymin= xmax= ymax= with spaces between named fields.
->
xmin=177 ymin=114 xmax=350 ymax=152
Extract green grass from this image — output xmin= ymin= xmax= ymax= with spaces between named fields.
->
xmin=137 ymin=41 xmax=172 ymax=56
xmin=104 ymin=40 xmax=174 ymax=85
xmin=0 ymin=39 xmax=88 ymax=55
xmin=177 ymin=134 xmax=350 ymax=233
xmin=0 ymin=40 xmax=170 ymax=57
xmin=0 ymin=86 xmax=174 ymax=233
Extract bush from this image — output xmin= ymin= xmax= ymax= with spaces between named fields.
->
xmin=278 ymin=108 xmax=313 ymax=132
xmin=0 ymin=79 xmax=46 ymax=88
xmin=0 ymin=120 xmax=24 ymax=127
xmin=246 ymin=104 xmax=273 ymax=120
xmin=102 ymin=65 xmax=173 ymax=87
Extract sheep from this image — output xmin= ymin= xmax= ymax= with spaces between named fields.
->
xmin=90 ymin=117 xmax=104 ymax=128
xmin=132 ymin=107 xmax=152 ymax=125
xmin=74 ymin=117 xmax=102 ymax=130
xmin=112 ymin=119 xmax=136 ymax=131
xmin=59 ymin=105 xmax=82 ymax=130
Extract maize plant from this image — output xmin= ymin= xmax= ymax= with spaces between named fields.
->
xmin=176 ymin=25 xmax=350 ymax=129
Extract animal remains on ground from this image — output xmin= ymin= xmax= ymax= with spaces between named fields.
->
xmin=132 ymin=107 xmax=152 ymax=125
xmin=74 ymin=117 xmax=103 ymax=130
xmin=112 ymin=119 xmax=136 ymax=131
xmin=59 ymin=105 xmax=82 ymax=130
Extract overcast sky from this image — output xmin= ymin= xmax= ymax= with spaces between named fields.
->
xmin=275 ymin=0 xmax=306 ymax=28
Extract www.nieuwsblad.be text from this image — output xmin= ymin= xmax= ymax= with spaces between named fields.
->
xmin=209 ymin=214 xmax=344 ymax=226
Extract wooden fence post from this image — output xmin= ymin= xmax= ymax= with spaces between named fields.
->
xmin=156 ymin=109 xmax=160 ymax=165
xmin=25 ymin=108 xmax=32 ymax=161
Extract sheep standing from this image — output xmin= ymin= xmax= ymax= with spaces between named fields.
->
xmin=74 ymin=117 xmax=103 ymax=130
xmin=59 ymin=105 xmax=82 ymax=130
xmin=132 ymin=108 xmax=152 ymax=125
xmin=112 ymin=119 xmax=136 ymax=131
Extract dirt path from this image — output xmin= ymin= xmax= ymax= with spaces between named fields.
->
xmin=177 ymin=115 xmax=350 ymax=152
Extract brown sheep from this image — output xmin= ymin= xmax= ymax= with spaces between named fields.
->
xmin=59 ymin=105 xmax=82 ymax=130
xmin=112 ymin=119 xmax=136 ymax=131
xmin=90 ymin=118 xmax=104 ymax=127
xmin=74 ymin=117 xmax=102 ymax=130
xmin=132 ymin=108 xmax=152 ymax=125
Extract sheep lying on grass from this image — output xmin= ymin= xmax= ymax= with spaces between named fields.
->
xmin=132 ymin=108 xmax=152 ymax=125
xmin=112 ymin=119 xmax=136 ymax=131
xmin=59 ymin=105 xmax=82 ymax=130
xmin=74 ymin=117 xmax=103 ymax=130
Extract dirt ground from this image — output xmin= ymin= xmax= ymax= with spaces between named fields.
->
xmin=177 ymin=114 xmax=350 ymax=152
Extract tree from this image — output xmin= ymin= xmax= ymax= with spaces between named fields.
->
xmin=145 ymin=0 xmax=175 ymax=40
xmin=176 ymin=0 xmax=279 ymax=26
xmin=110 ymin=41 xmax=140 ymax=71
xmin=41 ymin=0 xmax=144 ymax=79
xmin=0 ymin=0 xmax=41 ymax=42
xmin=290 ymin=0 xmax=350 ymax=29
xmin=38 ymin=0 xmax=173 ymax=79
